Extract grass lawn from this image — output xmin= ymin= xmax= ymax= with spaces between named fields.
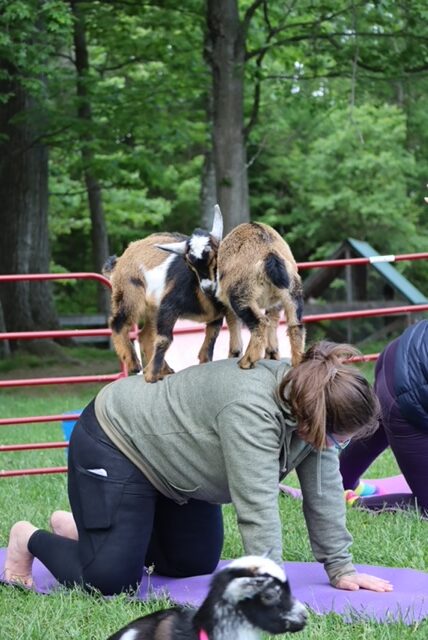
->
xmin=0 ymin=349 xmax=427 ymax=639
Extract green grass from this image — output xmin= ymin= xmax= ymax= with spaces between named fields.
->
xmin=0 ymin=351 xmax=427 ymax=639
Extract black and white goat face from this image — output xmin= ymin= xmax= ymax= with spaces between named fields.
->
xmin=207 ymin=556 xmax=307 ymax=637
xmin=156 ymin=205 xmax=223 ymax=293
xmin=106 ymin=555 xmax=306 ymax=640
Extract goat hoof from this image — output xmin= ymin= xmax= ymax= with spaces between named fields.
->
xmin=228 ymin=351 xmax=242 ymax=359
xmin=161 ymin=364 xmax=175 ymax=376
xmin=238 ymin=356 xmax=255 ymax=369
xmin=124 ymin=357 xmax=142 ymax=374
xmin=143 ymin=368 xmax=162 ymax=383
xmin=131 ymin=366 xmax=143 ymax=375
xmin=144 ymin=375 xmax=162 ymax=383
xmin=265 ymin=350 xmax=280 ymax=360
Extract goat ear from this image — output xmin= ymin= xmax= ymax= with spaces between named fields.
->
xmin=223 ymin=576 xmax=267 ymax=603
xmin=211 ymin=204 xmax=223 ymax=242
xmin=155 ymin=241 xmax=187 ymax=256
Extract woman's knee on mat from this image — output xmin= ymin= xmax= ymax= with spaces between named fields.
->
xmin=82 ymin=559 xmax=144 ymax=596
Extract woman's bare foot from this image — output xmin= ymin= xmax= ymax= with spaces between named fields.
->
xmin=50 ymin=510 xmax=78 ymax=540
xmin=4 ymin=521 xmax=37 ymax=588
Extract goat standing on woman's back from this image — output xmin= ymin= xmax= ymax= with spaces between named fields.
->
xmin=215 ymin=221 xmax=306 ymax=368
xmin=104 ymin=206 xmax=240 ymax=383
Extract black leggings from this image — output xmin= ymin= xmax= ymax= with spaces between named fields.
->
xmin=28 ymin=401 xmax=224 ymax=595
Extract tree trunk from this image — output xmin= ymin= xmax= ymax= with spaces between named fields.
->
xmin=200 ymin=148 xmax=218 ymax=229
xmin=71 ymin=0 xmax=110 ymax=316
xmin=0 ymin=301 xmax=10 ymax=358
xmin=0 ymin=65 xmax=59 ymax=342
xmin=206 ymin=0 xmax=250 ymax=233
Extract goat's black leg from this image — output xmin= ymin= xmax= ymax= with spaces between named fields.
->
xmin=198 ymin=317 xmax=223 ymax=363
xmin=225 ymin=309 xmax=243 ymax=358
xmin=229 ymin=293 xmax=268 ymax=369
xmin=143 ymin=310 xmax=177 ymax=383
xmin=281 ymin=284 xmax=306 ymax=366
xmin=110 ymin=312 xmax=142 ymax=374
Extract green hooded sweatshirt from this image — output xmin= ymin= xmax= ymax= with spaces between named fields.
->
xmin=95 ymin=358 xmax=356 ymax=585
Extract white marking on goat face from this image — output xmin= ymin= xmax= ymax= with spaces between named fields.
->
xmin=142 ymin=254 xmax=175 ymax=304
xmin=200 ymin=278 xmax=216 ymax=293
xmin=228 ymin=556 xmax=286 ymax=583
xmin=223 ymin=576 xmax=267 ymax=604
xmin=118 ymin=629 xmax=139 ymax=640
xmin=189 ymin=234 xmax=210 ymax=260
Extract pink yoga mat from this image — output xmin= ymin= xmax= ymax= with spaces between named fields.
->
xmin=279 ymin=474 xmax=412 ymax=500
xmin=0 ymin=549 xmax=426 ymax=624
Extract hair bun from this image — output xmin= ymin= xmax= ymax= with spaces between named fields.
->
xmin=303 ymin=341 xmax=361 ymax=365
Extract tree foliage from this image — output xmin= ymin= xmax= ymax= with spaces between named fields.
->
xmin=285 ymin=105 xmax=420 ymax=255
xmin=0 ymin=0 xmax=427 ymax=321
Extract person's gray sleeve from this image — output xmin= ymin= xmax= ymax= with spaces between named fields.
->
xmin=216 ymin=402 xmax=283 ymax=564
xmin=295 ymin=447 xmax=356 ymax=585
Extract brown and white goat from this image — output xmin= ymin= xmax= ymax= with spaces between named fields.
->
xmin=215 ymin=221 xmax=305 ymax=369
xmin=104 ymin=207 xmax=239 ymax=383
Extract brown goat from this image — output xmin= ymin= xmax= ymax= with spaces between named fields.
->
xmin=215 ymin=221 xmax=305 ymax=368
xmin=104 ymin=208 xmax=240 ymax=383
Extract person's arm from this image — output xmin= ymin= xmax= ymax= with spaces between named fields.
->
xmin=296 ymin=447 xmax=392 ymax=592
xmin=296 ymin=446 xmax=355 ymax=584
xmin=215 ymin=402 xmax=283 ymax=563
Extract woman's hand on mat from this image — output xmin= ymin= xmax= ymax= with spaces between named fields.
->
xmin=335 ymin=573 xmax=393 ymax=592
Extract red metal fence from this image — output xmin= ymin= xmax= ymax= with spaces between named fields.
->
xmin=1 ymin=252 xmax=427 ymax=477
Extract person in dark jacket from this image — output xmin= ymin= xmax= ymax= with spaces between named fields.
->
xmin=340 ymin=320 xmax=428 ymax=516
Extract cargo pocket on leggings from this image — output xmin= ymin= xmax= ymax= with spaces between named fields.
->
xmin=76 ymin=464 xmax=124 ymax=530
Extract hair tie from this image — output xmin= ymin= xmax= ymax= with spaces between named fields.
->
xmin=329 ymin=366 xmax=338 ymax=381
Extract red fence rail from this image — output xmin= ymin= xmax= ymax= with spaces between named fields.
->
xmin=1 ymin=252 xmax=427 ymax=477
xmin=0 ymin=273 xmax=126 ymax=477
xmin=297 ymin=251 xmax=428 ymax=270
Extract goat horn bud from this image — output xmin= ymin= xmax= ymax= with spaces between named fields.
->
xmin=211 ymin=204 xmax=223 ymax=242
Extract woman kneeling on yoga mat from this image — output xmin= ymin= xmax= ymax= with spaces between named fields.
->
xmin=5 ymin=341 xmax=393 ymax=595
xmin=340 ymin=320 xmax=428 ymax=517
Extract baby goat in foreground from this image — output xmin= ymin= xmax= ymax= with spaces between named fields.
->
xmin=106 ymin=556 xmax=307 ymax=640
xmin=104 ymin=206 xmax=238 ymax=383
xmin=216 ymin=221 xmax=305 ymax=368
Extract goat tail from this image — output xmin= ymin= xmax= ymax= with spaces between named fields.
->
xmin=264 ymin=252 xmax=290 ymax=289
xmin=102 ymin=255 xmax=118 ymax=278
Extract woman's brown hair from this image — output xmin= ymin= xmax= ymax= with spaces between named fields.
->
xmin=278 ymin=341 xmax=380 ymax=449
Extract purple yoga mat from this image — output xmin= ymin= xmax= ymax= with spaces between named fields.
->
xmin=0 ymin=549 xmax=426 ymax=624
xmin=279 ymin=474 xmax=412 ymax=500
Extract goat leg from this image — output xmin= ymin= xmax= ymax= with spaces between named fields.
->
xmin=238 ymin=312 xmax=269 ymax=369
xmin=143 ymin=330 xmax=173 ymax=383
xmin=282 ymin=286 xmax=305 ymax=366
xmin=225 ymin=309 xmax=243 ymax=358
xmin=110 ymin=320 xmax=143 ymax=374
xmin=287 ymin=323 xmax=306 ymax=367
xmin=198 ymin=317 xmax=223 ymax=363
xmin=264 ymin=306 xmax=281 ymax=360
